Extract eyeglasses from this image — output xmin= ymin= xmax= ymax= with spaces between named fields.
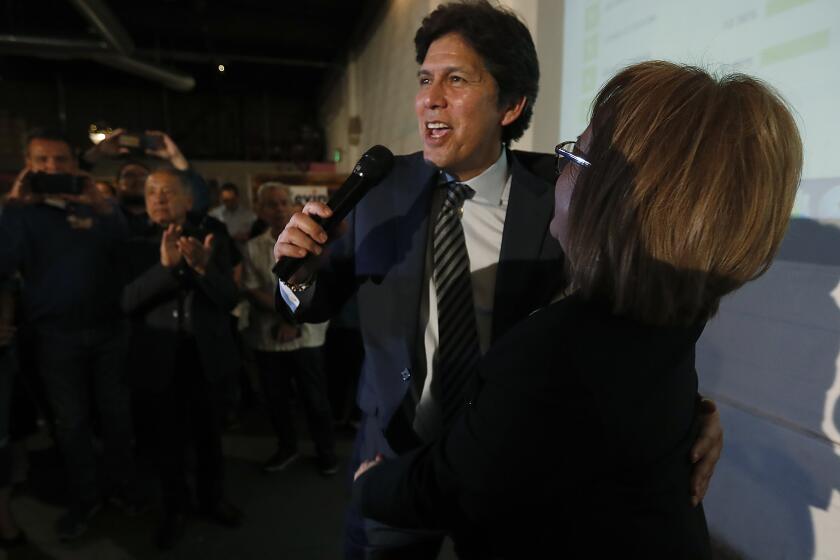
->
xmin=554 ymin=141 xmax=591 ymax=175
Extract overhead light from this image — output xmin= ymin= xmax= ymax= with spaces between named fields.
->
xmin=218 ymin=64 xmax=225 ymax=72
xmin=88 ymin=122 xmax=113 ymax=145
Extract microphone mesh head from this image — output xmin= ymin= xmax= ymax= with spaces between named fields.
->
xmin=354 ymin=145 xmax=394 ymax=181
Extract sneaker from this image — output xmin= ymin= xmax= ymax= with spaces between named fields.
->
xmin=56 ymin=501 xmax=102 ymax=541
xmin=318 ymin=455 xmax=340 ymax=477
xmin=262 ymin=450 xmax=299 ymax=473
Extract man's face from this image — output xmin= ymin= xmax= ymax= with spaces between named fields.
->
xmin=260 ymin=188 xmax=292 ymax=232
xmin=118 ymin=164 xmax=149 ymax=200
xmin=415 ymin=33 xmax=523 ymax=181
xmin=26 ymin=139 xmax=75 ymax=174
xmin=95 ymin=181 xmax=116 ymax=200
xmin=220 ymin=189 xmax=239 ymax=211
xmin=145 ymin=171 xmax=191 ymax=226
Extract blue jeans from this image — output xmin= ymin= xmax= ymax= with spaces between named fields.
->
xmin=34 ymin=322 xmax=134 ymax=508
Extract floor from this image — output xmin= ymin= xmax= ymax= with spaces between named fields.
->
xmin=0 ymin=409 xmax=738 ymax=560
xmin=2 ymin=411 xmax=457 ymax=560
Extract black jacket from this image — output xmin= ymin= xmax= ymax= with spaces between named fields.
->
xmin=121 ymin=212 xmax=240 ymax=392
xmin=354 ymin=294 xmax=712 ymax=559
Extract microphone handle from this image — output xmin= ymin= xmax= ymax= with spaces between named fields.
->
xmin=272 ymin=175 xmax=362 ymax=281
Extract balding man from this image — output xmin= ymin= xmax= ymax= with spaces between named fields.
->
xmin=242 ymin=184 xmax=337 ymax=475
xmin=121 ymin=168 xmax=242 ymax=550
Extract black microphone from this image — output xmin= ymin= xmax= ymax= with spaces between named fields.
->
xmin=273 ymin=144 xmax=395 ymax=281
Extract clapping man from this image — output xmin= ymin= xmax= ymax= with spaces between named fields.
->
xmin=121 ymin=168 xmax=242 ymax=550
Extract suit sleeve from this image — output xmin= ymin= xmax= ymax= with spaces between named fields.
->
xmin=121 ymin=261 xmax=181 ymax=314
xmin=193 ymin=247 xmax=239 ymax=313
xmin=276 ymin=209 xmax=361 ymax=324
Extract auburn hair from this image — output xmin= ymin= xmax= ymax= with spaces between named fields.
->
xmin=565 ymin=61 xmax=802 ymax=326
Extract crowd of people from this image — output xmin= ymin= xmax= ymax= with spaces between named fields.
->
xmin=0 ymin=127 xmax=349 ymax=551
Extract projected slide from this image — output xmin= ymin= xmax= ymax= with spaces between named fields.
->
xmin=560 ymin=0 xmax=839 ymax=220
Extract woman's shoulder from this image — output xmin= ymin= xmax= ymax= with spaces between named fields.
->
xmin=483 ymin=294 xmax=702 ymax=386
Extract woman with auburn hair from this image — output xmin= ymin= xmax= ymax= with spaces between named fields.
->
xmin=352 ymin=61 xmax=802 ymax=559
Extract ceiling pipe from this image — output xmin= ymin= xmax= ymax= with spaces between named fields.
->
xmin=90 ymin=53 xmax=196 ymax=92
xmin=0 ymin=34 xmax=109 ymax=52
xmin=0 ymin=34 xmax=196 ymax=92
xmin=67 ymin=0 xmax=134 ymax=55
xmin=0 ymin=33 xmax=195 ymax=92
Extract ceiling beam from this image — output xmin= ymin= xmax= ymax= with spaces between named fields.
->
xmin=0 ymin=34 xmax=195 ymax=92
xmin=67 ymin=0 xmax=135 ymax=55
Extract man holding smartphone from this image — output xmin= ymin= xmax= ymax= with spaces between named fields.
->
xmin=83 ymin=129 xmax=212 ymax=216
xmin=0 ymin=128 xmax=141 ymax=541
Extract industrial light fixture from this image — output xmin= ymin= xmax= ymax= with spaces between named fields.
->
xmin=88 ymin=122 xmax=113 ymax=145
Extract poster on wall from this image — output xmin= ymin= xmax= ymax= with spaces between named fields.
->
xmin=250 ymin=175 xmax=330 ymax=209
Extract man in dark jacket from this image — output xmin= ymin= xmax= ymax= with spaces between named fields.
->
xmin=0 ymin=128 xmax=139 ymax=541
xmin=121 ymin=168 xmax=242 ymax=550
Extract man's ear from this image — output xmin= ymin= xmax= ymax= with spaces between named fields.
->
xmin=500 ymin=96 xmax=527 ymax=127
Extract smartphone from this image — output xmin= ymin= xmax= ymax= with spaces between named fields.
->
xmin=28 ymin=173 xmax=86 ymax=196
xmin=118 ymin=132 xmax=165 ymax=152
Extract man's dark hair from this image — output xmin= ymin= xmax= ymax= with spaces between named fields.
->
xmin=220 ymin=182 xmax=239 ymax=195
xmin=24 ymin=127 xmax=73 ymax=154
xmin=414 ymin=0 xmax=539 ymax=144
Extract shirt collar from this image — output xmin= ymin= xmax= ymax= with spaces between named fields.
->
xmin=440 ymin=147 xmax=509 ymax=206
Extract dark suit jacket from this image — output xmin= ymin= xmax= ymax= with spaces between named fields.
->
xmin=354 ymin=294 xmax=712 ymax=559
xmin=291 ymin=149 xmax=564 ymax=454
xmin=121 ymin=213 xmax=240 ymax=392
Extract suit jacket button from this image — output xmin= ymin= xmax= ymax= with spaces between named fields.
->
xmin=400 ymin=368 xmax=411 ymax=381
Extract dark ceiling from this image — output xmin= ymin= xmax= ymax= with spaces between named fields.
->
xmin=0 ymin=0 xmax=387 ymax=162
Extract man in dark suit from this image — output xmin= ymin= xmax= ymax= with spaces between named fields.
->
xmin=121 ymin=168 xmax=242 ymax=550
xmin=274 ymin=2 xmax=723 ymax=558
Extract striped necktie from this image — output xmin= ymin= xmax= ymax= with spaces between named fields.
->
xmin=433 ymin=181 xmax=481 ymax=427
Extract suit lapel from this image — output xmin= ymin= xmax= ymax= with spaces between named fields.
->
xmin=492 ymin=151 xmax=556 ymax=342
xmin=393 ymin=154 xmax=437 ymax=377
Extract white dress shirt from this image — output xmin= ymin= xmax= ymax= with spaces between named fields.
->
xmin=414 ymin=148 xmax=511 ymax=441
xmin=209 ymin=204 xmax=256 ymax=240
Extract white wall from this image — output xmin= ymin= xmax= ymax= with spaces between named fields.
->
xmin=698 ymin=233 xmax=840 ymax=559
xmin=321 ymin=0 xmax=434 ymax=174
xmin=320 ymin=0 xmax=564 ymax=173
